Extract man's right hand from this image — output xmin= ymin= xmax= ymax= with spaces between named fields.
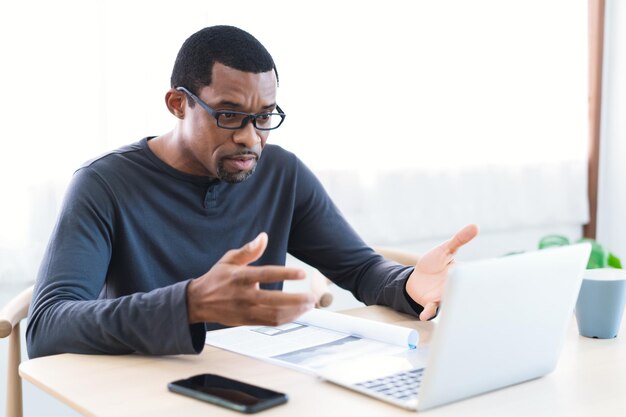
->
xmin=186 ymin=232 xmax=315 ymax=326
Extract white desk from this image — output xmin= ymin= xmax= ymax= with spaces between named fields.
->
xmin=19 ymin=306 xmax=626 ymax=416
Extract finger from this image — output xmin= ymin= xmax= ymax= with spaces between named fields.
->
xmin=419 ymin=301 xmax=439 ymax=321
xmin=445 ymin=224 xmax=479 ymax=255
xmin=234 ymin=265 xmax=307 ymax=285
xmin=219 ymin=232 xmax=269 ymax=266
xmin=244 ymin=303 xmax=314 ymax=326
xmin=253 ymin=289 xmax=316 ymax=307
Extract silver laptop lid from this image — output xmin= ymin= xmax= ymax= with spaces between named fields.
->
xmin=418 ymin=243 xmax=591 ymax=411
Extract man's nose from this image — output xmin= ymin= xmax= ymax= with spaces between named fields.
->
xmin=232 ymin=120 xmax=261 ymax=148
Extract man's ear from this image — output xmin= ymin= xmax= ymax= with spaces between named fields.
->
xmin=165 ymin=88 xmax=186 ymax=119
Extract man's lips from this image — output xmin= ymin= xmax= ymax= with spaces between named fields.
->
xmin=223 ymin=154 xmax=257 ymax=171
xmin=226 ymin=155 xmax=256 ymax=161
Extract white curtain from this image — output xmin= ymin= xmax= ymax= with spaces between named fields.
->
xmin=0 ymin=0 xmax=589 ymax=283
xmin=597 ymin=0 xmax=626 ymax=260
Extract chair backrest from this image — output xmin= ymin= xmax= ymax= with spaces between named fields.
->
xmin=0 ymin=285 xmax=34 ymax=417
xmin=374 ymin=246 xmax=419 ymax=266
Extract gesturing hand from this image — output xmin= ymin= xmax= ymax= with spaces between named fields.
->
xmin=186 ymin=232 xmax=315 ymax=326
xmin=406 ymin=224 xmax=479 ymax=321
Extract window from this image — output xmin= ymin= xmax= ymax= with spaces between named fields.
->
xmin=0 ymin=0 xmax=589 ymax=283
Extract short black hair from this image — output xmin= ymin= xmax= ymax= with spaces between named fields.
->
xmin=170 ymin=25 xmax=278 ymax=97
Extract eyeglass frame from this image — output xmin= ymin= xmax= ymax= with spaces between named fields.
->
xmin=175 ymin=86 xmax=286 ymax=131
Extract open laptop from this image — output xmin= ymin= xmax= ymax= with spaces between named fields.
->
xmin=318 ymin=243 xmax=591 ymax=411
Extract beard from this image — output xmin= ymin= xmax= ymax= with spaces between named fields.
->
xmin=216 ymin=151 xmax=259 ymax=183
xmin=216 ymin=161 xmax=257 ymax=183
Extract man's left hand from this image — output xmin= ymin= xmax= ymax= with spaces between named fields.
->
xmin=405 ymin=224 xmax=479 ymax=321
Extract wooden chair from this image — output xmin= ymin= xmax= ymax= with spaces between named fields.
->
xmin=374 ymin=246 xmax=420 ymax=267
xmin=310 ymin=247 xmax=419 ymax=308
xmin=0 ymin=285 xmax=34 ymax=417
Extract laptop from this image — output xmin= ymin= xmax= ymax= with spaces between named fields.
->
xmin=318 ymin=243 xmax=591 ymax=411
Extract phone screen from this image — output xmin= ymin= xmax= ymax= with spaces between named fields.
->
xmin=168 ymin=373 xmax=288 ymax=413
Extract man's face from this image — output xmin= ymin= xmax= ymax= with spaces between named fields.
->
xmin=180 ymin=62 xmax=277 ymax=182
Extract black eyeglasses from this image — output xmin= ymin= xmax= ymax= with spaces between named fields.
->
xmin=176 ymin=86 xmax=286 ymax=131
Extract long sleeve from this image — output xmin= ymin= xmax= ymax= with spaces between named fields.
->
xmin=26 ymin=167 xmax=205 ymax=358
xmin=26 ymin=140 xmax=422 ymax=359
xmin=287 ymin=160 xmax=423 ymax=317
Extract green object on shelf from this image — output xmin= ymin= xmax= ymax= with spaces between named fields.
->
xmin=538 ymin=234 xmax=622 ymax=270
xmin=608 ymin=252 xmax=623 ymax=269
xmin=538 ymin=235 xmax=570 ymax=249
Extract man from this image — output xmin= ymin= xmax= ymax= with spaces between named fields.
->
xmin=27 ymin=25 xmax=478 ymax=358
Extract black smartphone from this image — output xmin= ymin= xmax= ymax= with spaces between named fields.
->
xmin=168 ymin=373 xmax=288 ymax=413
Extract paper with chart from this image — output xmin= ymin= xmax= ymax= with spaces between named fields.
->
xmin=204 ymin=309 xmax=419 ymax=374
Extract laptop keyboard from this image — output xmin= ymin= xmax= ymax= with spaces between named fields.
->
xmin=354 ymin=368 xmax=424 ymax=404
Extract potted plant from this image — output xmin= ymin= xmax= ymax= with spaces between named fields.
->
xmin=538 ymin=235 xmax=622 ymax=269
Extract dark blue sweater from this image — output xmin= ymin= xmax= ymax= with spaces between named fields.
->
xmin=27 ymin=138 xmax=420 ymax=358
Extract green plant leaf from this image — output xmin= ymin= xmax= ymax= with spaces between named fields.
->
xmin=538 ymin=235 xmax=570 ymax=249
xmin=538 ymin=235 xmax=623 ymax=270
xmin=578 ymin=238 xmax=607 ymax=269
xmin=608 ymin=252 xmax=623 ymax=269
xmin=503 ymin=251 xmax=525 ymax=257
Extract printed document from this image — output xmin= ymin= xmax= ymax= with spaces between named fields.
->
xmin=205 ymin=309 xmax=419 ymax=374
